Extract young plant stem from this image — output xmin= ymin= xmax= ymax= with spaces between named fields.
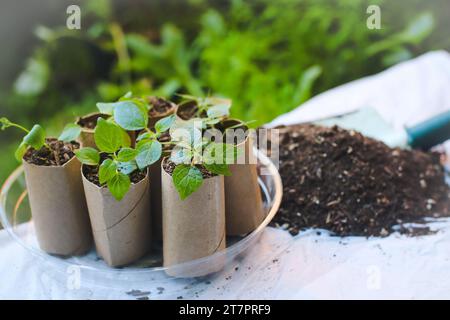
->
xmin=8 ymin=123 xmax=30 ymax=133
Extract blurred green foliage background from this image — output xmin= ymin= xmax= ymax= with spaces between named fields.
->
xmin=0 ymin=0 xmax=449 ymax=183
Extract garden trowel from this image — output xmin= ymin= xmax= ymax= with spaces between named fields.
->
xmin=314 ymin=107 xmax=450 ymax=150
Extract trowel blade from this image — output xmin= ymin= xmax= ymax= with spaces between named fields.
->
xmin=313 ymin=107 xmax=408 ymax=148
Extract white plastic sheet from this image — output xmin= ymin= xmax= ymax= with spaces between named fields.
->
xmin=1 ymin=51 xmax=449 ymax=299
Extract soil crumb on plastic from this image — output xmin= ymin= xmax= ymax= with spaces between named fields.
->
xmin=270 ymin=124 xmax=450 ymax=237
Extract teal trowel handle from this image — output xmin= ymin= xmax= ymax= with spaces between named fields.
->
xmin=406 ymin=110 xmax=450 ymax=150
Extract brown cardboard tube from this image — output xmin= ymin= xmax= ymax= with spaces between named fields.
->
xmin=149 ymin=157 xmax=163 ymax=241
xmin=82 ymin=167 xmax=152 ymax=267
xmin=161 ymin=162 xmax=226 ymax=277
xmin=23 ymin=156 xmax=93 ymax=256
xmin=225 ymin=135 xmax=265 ymax=235
xmin=76 ymin=113 xmax=109 ymax=149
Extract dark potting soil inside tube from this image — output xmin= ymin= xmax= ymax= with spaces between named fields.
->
xmin=214 ymin=119 xmax=249 ymax=145
xmin=148 ymin=96 xmax=175 ymax=117
xmin=83 ymin=162 xmax=146 ymax=187
xmin=269 ymin=124 xmax=450 ymax=238
xmin=77 ymin=113 xmax=110 ymax=129
xmin=23 ymin=139 xmax=79 ymax=167
xmin=176 ymin=101 xmax=207 ymax=120
xmin=162 ymin=158 xmax=217 ymax=179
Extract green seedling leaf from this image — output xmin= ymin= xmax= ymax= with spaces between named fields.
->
xmin=203 ymin=142 xmax=239 ymax=166
xmin=135 ymin=140 xmax=162 ymax=169
xmin=121 ymin=129 xmax=131 ymax=148
xmin=203 ymin=142 xmax=233 ymax=175
xmin=58 ymin=123 xmax=81 ymax=142
xmin=176 ymin=93 xmax=199 ymax=102
xmin=206 ymin=104 xmax=231 ymax=119
xmin=172 ymin=164 xmax=203 ymax=200
xmin=23 ymin=124 xmax=46 ymax=150
xmin=170 ymin=145 xmax=193 ymax=165
xmin=117 ymin=147 xmax=137 ymax=162
xmin=155 ymin=114 xmax=176 ymax=133
xmin=15 ymin=141 xmax=28 ymax=162
xmin=171 ymin=125 xmax=202 ymax=148
xmin=119 ymin=91 xmax=133 ymax=100
xmin=204 ymin=162 xmax=231 ymax=176
xmin=96 ymin=102 xmax=116 ymax=115
xmin=99 ymin=159 xmax=117 ymax=185
xmin=205 ymin=97 xmax=232 ymax=108
xmin=136 ymin=131 xmax=153 ymax=142
xmin=113 ymin=100 xmax=148 ymax=130
xmin=203 ymin=117 xmax=222 ymax=126
xmin=107 ymin=172 xmax=131 ymax=201
xmin=0 ymin=117 xmax=13 ymax=130
xmin=94 ymin=118 xmax=124 ymax=153
xmin=75 ymin=147 xmax=100 ymax=166
xmin=117 ymin=160 xmax=138 ymax=175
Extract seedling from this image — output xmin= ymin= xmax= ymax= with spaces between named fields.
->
xmin=75 ymin=93 xmax=175 ymax=201
xmin=75 ymin=117 xmax=139 ymax=201
xmin=169 ymin=122 xmax=237 ymax=200
xmin=177 ymin=94 xmax=232 ymax=125
xmin=0 ymin=117 xmax=81 ymax=162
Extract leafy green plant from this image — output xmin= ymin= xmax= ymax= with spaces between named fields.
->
xmin=97 ymin=92 xmax=177 ymax=169
xmin=75 ymin=93 xmax=175 ymax=200
xmin=169 ymin=125 xmax=234 ymax=200
xmin=177 ymin=94 xmax=232 ymax=123
xmin=168 ymin=97 xmax=239 ymax=200
xmin=75 ymin=117 xmax=136 ymax=201
xmin=0 ymin=117 xmax=81 ymax=162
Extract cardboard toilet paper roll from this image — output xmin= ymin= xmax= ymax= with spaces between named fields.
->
xmin=161 ymin=164 xmax=226 ymax=277
xmin=149 ymin=158 xmax=163 ymax=241
xmin=23 ymin=157 xmax=92 ymax=256
xmin=82 ymin=168 xmax=151 ymax=267
xmin=76 ymin=113 xmax=108 ymax=149
xmin=224 ymin=130 xmax=264 ymax=235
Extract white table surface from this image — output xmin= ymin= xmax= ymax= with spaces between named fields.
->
xmin=1 ymin=51 xmax=450 ymax=300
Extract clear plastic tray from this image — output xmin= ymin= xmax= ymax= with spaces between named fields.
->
xmin=0 ymin=150 xmax=282 ymax=293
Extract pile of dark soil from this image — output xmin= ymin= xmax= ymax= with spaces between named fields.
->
xmin=82 ymin=164 xmax=146 ymax=187
xmin=270 ymin=124 xmax=450 ymax=237
xmin=148 ymin=97 xmax=175 ymax=117
xmin=24 ymin=139 xmax=79 ymax=166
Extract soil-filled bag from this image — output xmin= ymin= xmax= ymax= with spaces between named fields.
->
xmin=82 ymin=167 xmax=151 ymax=267
xmin=23 ymin=156 xmax=92 ymax=256
xmin=161 ymin=163 xmax=226 ymax=277
xmin=220 ymin=122 xmax=264 ymax=235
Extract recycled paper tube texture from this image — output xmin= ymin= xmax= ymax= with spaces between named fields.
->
xmin=23 ymin=157 xmax=92 ymax=256
xmin=82 ymin=168 xmax=151 ymax=267
xmin=76 ymin=113 xmax=107 ymax=149
xmin=149 ymin=157 xmax=163 ymax=241
xmin=225 ymin=135 xmax=264 ymax=235
xmin=161 ymin=166 xmax=226 ymax=277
